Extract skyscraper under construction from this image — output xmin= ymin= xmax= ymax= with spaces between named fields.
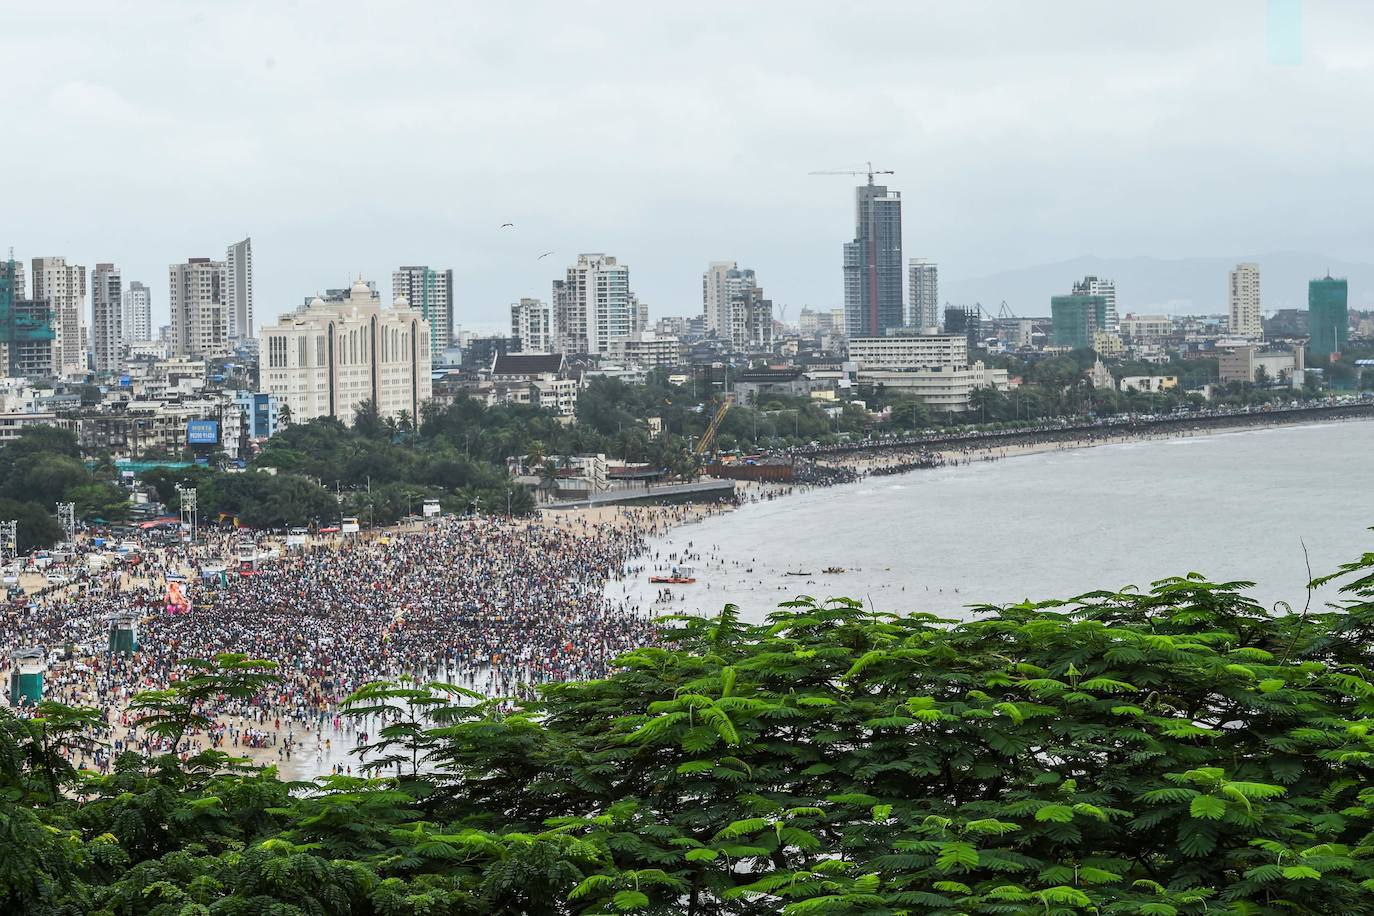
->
xmin=843 ymin=178 xmax=903 ymax=338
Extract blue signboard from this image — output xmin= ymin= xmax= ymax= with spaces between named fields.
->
xmin=186 ymin=420 xmax=220 ymax=445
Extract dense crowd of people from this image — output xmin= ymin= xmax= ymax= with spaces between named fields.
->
xmin=0 ymin=516 xmax=671 ymax=773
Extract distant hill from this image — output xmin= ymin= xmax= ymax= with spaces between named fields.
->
xmin=943 ymin=253 xmax=1374 ymax=317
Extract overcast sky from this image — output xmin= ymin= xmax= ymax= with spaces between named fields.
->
xmin=4 ymin=1 xmax=1372 ymax=330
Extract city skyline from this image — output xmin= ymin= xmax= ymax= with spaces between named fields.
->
xmin=7 ymin=2 xmax=1374 ymax=329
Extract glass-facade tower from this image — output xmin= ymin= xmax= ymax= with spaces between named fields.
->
xmin=844 ymin=181 xmax=903 ymax=337
xmin=1307 ymin=275 xmax=1348 ymax=358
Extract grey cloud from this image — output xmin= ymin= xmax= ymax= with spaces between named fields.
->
xmin=2 ymin=0 xmax=1372 ymax=329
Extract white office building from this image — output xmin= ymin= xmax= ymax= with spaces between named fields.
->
xmin=848 ymin=334 xmax=969 ymax=370
xmin=124 ymin=281 xmax=152 ymax=343
xmin=1229 ymin=262 xmax=1262 ymax=338
xmin=857 ymin=362 xmax=1010 ymax=413
xmin=225 ymin=237 xmax=253 ymax=341
xmin=31 ymin=256 xmax=87 ymax=376
xmin=91 ymin=263 xmax=122 ymax=374
xmin=510 ymin=297 xmax=552 ymax=352
xmin=553 ymin=253 xmax=633 ymax=355
xmin=260 ymin=278 xmax=432 ymax=425
xmin=908 ymin=258 xmax=939 ymax=331
xmin=169 ymin=257 xmax=228 ymax=359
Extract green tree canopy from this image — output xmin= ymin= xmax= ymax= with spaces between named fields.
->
xmin=6 ymin=544 xmax=1374 ymax=912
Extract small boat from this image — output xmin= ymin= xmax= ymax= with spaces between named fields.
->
xmin=650 ymin=566 xmax=696 ymax=585
xmin=785 ymin=570 xmax=814 ymax=576
xmin=822 ymin=566 xmax=847 ymax=574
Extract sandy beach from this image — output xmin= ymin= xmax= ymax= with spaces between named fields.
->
xmin=12 ymin=409 xmax=1371 ymax=783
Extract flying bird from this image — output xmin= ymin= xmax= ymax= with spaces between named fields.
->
xmin=537 ymin=251 xmax=555 ymax=260
xmin=500 ymin=222 xmax=515 ymax=228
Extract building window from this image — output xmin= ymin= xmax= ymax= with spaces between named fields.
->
xmin=268 ymin=335 xmax=287 ymax=368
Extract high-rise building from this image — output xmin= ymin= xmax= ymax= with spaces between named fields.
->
xmin=91 ymin=263 xmax=123 ymax=374
xmin=31 ymin=256 xmax=87 ymax=375
xmin=908 ymin=258 xmax=939 ymax=331
xmin=510 ymin=298 xmax=552 ymax=353
xmin=225 ymin=237 xmax=254 ymax=341
xmin=704 ymin=261 xmax=749 ymax=337
xmin=391 ymin=266 xmax=453 ymax=361
xmin=702 ymin=261 xmax=771 ymax=349
xmin=169 ymin=257 xmax=228 ymax=359
xmin=124 ymin=281 xmax=152 ymax=342
xmin=1072 ymin=276 xmax=1118 ymax=332
xmin=1307 ymin=275 xmax=1349 ymax=358
xmin=552 ymin=254 xmax=633 ymax=355
xmin=1051 ymin=294 xmax=1108 ymax=350
xmin=1 ymin=258 xmax=55 ymax=377
xmin=702 ymin=261 xmax=772 ymax=349
xmin=1228 ymin=263 xmax=1261 ymax=338
xmin=260 ymin=278 xmax=432 ymax=425
xmin=843 ymin=180 xmax=903 ymax=337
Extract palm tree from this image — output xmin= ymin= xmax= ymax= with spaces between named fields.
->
xmin=277 ymin=403 xmax=293 ymax=429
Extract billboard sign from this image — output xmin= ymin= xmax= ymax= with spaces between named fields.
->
xmin=187 ymin=420 xmax=220 ymax=445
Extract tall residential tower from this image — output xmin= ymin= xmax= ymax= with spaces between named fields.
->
xmin=225 ymin=237 xmax=253 ymax=341
xmin=169 ymin=257 xmax=228 ymax=359
xmin=31 ymin=256 xmax=87 ymax=375
xmin=91 ymin=263 xmax=123 ymax=374
xmin=510 ymin=298 xmax=552 ymax=353
xmin=124 ymin=281 xmax=152 ymax=342
xmin=703 ymin=261 xmax=771 ymax=349
xmin=1229 ymin=262 xmax=1262 ymax=338
xmin=391 ymin=266 xmax=453 ymax=361
xmin=908 ymin=258 xmax=939 ymax=331
xmin=552 ymin=254 xmax=633 ymax=355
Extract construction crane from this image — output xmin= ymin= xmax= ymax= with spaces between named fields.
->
xmin=808 ymin=161 xmax=894 ymax=185
xmin=694 ymin=395 xmax=734 ymax=457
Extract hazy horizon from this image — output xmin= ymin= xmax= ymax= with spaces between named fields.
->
xmin=6 ymin=1 xmax=1373 ymax=330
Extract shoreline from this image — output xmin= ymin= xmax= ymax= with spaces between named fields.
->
xmin=559 ymin=409 xmax=1374 ymax=538
xmin=816 ymin=406 xmax=1374 ymax=475
xmin=599 ymin=409 xmax=1374 ymax=609
xmin=9 ymin=410 xmax=1370 ymax=782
